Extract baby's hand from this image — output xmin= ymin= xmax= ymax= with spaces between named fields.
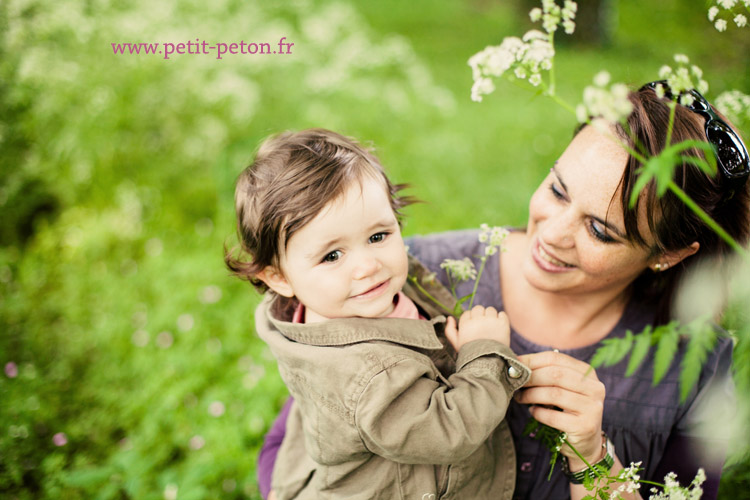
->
xmin=444 ymin=305 xmax=510 ymax=352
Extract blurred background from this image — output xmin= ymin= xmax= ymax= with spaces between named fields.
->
xmin=2 ymin=0 xmax=749 ymax=498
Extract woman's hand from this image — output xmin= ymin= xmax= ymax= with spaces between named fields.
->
xmin=515 ymin=350 xmax=606 ymax=469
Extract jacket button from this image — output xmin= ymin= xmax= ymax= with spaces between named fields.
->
xmin=508 ymin=365 xmax=522 ymax=379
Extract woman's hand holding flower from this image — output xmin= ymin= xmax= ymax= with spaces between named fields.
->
xmin=515 ymin=350 xmax=607 ymax=469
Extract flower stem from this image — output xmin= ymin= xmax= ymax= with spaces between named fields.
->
xmin=563 ymin=437 xmax=608 ymax=481
xmin=468 ymin=256 xmax=487 ymax=309
xmin=665 ymin=101 xmax=677 ymax=147
xmin=407 ymin=276 xmax=452 ymax=312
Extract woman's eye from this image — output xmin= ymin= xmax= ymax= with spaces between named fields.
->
xmin=322 ymin=250 xmax=342 ymax=263
xmin=369 ymin=232 xmax=389 ymax=244
xmin=549 ymin=182 xmax=565 ymax=200
xmin=589 ymin=220 xmax=615 ymax=243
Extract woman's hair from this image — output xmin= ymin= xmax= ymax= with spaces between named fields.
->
xmin=612 ymin=86 xmax=750 ymax=323
xmin=225 ymin=128 xmax=413 ymax=293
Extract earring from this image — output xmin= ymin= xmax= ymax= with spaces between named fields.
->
xmin=653 ymin=263 xmax=668 ymax=272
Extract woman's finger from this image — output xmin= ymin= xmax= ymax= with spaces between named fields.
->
xmin=518 ymin=350 xmax=595 ymax=376
xmin=514 ymin=385 xmax=595 ymax=414
xmin=522 ymin=365 xmax=605 ymax=400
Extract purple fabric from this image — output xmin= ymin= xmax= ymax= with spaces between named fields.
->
xmin=258 ymin=398 xmax=293 ymax=499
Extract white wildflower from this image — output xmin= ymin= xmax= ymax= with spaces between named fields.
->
xmin=529 ymin=73 xmax=542 ymax=86
xmin=659 ymin=65 xmax=673 ymax=79
xmin=718 ymin=0 xmax=737 ymax=8
xmin=421 ymin=272 xmax=437 ymax=285
xmin=734 ymin=14 xmax=747 ymax=27
xmin=654 ymin=83 xmax=666 ymax=99
xmin=663 ymin=472 xmax=679 ymax=489
xmin=680 ymin=93 xmax=696 ymax=107
xmin=715 ymin=89 xmax=750 ymax=124
xmin=708 ymin=6 xmax=720 ymax=21
xmin=715 ymin=19 xmax=728 ymax=31
xmin=564 ymin=0 xmax=578 ymax=13
xmin=530 ymin=7 xmax=543 ymax=22
xmin=576 ymin=104 xmax=588 ymax=123
xmin=693 ymin=468 xmax=706 ymax=486
xmin=562 ymin=19 xmax=576 ymax=34
xmin=470 ymin=77 xmax=495 ymax=102
xmin=440 ymin=258 xmax=477 ymax=282
xmin=594 ymin=70 xmax=611 ymax=87
xmin=659 ymin=58 xmax=706 ymax=98
xmin=578 ymin=74 xmax=633 ymax=124
xmin=514 ymin=66 xmax=528 ymax=79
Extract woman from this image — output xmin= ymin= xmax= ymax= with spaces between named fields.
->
xmin=257 ymin=83 xmax=749 ymax=499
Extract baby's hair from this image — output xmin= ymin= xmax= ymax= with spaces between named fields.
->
xmin=225 ymin=128 xmax=414 ymax=293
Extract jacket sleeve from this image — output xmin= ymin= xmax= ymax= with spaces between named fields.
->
xmin=355 ymin=339 xmax=529 ymax=464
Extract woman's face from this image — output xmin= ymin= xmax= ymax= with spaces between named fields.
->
xmin=522 ymin=122 xmax=658 ymax=297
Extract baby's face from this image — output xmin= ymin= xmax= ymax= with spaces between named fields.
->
xmin=278 ymin=176 xmax=408 ymax=323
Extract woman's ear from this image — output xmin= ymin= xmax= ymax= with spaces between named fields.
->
xmin=255 ymin=267 xmax=295 ymax=297
xmin=650 ymin=242 xmax=700 ymax=271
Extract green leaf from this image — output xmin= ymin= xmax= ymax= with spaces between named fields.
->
xmin=456 ymin=294 xmax=473 ymax=305
xmin=590 ymin=331 xmax=633 ymax=368
xmin=625 ymin=325 xmax=654 ymax=376
xmin=680 ymin=320 xmax=717 ymax=401
xmin=653 ymin=323 xmax=680 ymax=386
xmin=629 ymin=167 xmax=652 ymax=208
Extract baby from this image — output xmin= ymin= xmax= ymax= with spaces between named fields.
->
xmin=226 ymin=129 xmax=529 ymax=499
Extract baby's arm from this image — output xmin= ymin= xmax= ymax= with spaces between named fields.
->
xmin=355 ymin=315 xmax=527 ymax=465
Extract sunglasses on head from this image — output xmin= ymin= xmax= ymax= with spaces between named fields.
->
xmin=641 ymin=80 xmax=750 ymax=189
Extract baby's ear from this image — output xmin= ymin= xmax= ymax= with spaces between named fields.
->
xmin=255 ymin=267 xmax=295 ymax=298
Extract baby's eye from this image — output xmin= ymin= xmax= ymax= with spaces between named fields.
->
xmin=369 ymin=232 xmax=389 ymax=244
xmin=322 ymin=250 xmax=343 ymax=263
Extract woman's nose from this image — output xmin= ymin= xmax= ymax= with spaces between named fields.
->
xmin=540 ymin=208 xmax=576 ymax=248
xmin=351 ymin=252 xmax=381 ymax=280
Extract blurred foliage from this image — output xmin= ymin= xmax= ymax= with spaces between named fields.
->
xmin=1 ymin=0 xmax=749 ymax=498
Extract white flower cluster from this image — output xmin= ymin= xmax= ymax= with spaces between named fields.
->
xmin=575 ymin=71 xmax=633 ymax=124
xmin=478 ymin=224 xmax=510 ymax=256
xmin=609 ymin=462 xmax=642 ymax=498
xmin=715 ymin=89 xmax=750 ymax=125
xmin=468 ymin=1 xmax=576 ymax=101
xmin=529 ymin=0 xmax=577 ymax=34
xmin=468 ymin=30 xmax=554 ymax=101
xmin=656 ymin=54 xmax=709 ymax=106
xmin=708 ymin=1 xmax=749 ymax=31
xmin=648 ymin=468 xmax=706 ymax=500
xmin=440 ymin=258 xmax=477 ymax=282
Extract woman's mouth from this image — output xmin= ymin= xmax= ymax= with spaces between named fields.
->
xmin=533 ymin=241 xmax=575 ymax=271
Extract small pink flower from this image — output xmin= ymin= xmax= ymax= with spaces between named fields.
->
xmin=5 ymin=362 xmax=18 ymax=378
xmin=53 ymin=432 xmax=68 ymax=446
xmin=208 ymin=401 xmax=225 ymax=417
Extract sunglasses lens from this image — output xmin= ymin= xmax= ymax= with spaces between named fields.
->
xmin=688 ymin=90 xmax=710 ymax=112
xmin=706 ymin=122 xmax=750 ymax=178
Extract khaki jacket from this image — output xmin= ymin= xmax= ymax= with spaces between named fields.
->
xmin=256 ymin=257 xmax=530 ymax=500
